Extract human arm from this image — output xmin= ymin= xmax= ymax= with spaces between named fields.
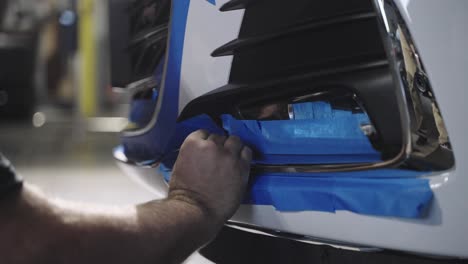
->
xmin=0 ymin=130 xmax=252 ymax=264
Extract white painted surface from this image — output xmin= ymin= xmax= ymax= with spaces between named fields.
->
xmin=123 ymin=0 xmax=468 ymax=257
xmin=178 ymin=0 xmax=244 ymax=113
xmin=229 ymin=0 xmax=468 ymax=257
xmin=183 ymin=252 xmax=215 ymax=264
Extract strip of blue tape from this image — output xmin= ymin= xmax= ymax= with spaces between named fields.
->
xmin=247 ymin=173 xmax=432 ymax=218
xmin=221 ymin=106 xmax=381 ymax=164
xmin=159 ymin=163 xmax=172 ymax=183
xmin=129 ymin=92 xmax=158 ymax=128
xmin=158 ymin=114 xmax=432 ymax=218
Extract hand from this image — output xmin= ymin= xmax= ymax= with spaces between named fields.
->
xmin=168 ymin=130 xmax=252 ymax=225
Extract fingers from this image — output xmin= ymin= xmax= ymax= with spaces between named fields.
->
xmin=240 ymin=146 xmax=252 ymax=185
xmin=207 ymin=133 xmax=227 ymax=146
xmin=187 ymin=131 xmax=248 ymax=160
xmin=187 ymin=130 xmax=210 ymax=141
xmin=241 ymin=146 xmax=253 ymax=163
xmin=224 ymin=135 xmax=243 ymax=156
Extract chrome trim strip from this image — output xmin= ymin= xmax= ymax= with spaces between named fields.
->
xmin=121 ymin=2 xmax=174 ymax=137
xmin=112 ymin=76 xmax=158 ymax=94
xmin=113 ymin=146 xmax=160 ymax=168
xmin=226 ymin=221 xmax=381 ymax=252
xmin=371 ymin=0 xmax=453 ymax=170
xmin=372 ymin=0 xmax=413 ymax=156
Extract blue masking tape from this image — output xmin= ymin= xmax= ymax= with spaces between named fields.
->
xmin=221 ymin=108 xmax=381 ymax=164
xmin=247 ymin=173 xmax=433 ymax=218
xmin=158 ymin=114 xmax=432 ymax=218
xmin=129 ymin=94 xmax=158 ymax=127
xmin=159 ymin=114 xmax=225 ymax=170
xmin=222 ymin=115 xmax=377 ymax=155
xmin=256 ymin=154 xmax=380 ymax=165
xmin=159 ymin=163 xmax=173 ymax=182
xmin=221 ymin=101 xmax=381 ymax=164
xmin=168 ymin=114 xmax=225 ymax=151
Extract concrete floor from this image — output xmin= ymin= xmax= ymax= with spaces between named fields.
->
xmin=0 ymin=121 xmax=213 ymax=263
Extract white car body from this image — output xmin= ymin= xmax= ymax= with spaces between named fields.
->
xmin=117 ymin=0 xmax=468 ymax=258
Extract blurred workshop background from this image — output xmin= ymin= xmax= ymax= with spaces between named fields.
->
xmin=0 ymin=1 xmax=212 ymax=261
xmin=0 ymin=0 xmax=215 ymax=261
xmin=0 ymin=0 xmax=158 ymax=204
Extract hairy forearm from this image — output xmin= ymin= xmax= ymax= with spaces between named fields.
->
xmin=0 ymin=184 xmax=217 ymax=264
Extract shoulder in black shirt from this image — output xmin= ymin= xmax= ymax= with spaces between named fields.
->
xmin=0 ymin=153 xmax=23 ymax=199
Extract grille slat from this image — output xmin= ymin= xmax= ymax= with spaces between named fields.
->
xmin=182 ymin=0 xmax=403 ymax=158
xmin=212 ymin=12 xmax=377 ymax=57
xmin=219 ymin=0 xmax=253 ymax=12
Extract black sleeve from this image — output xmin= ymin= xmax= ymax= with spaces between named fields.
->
xmin=0 ymin=153 xmax=23 ymax=199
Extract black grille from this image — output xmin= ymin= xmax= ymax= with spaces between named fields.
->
xmin=180 ymin=0 xmax=403 ymax=158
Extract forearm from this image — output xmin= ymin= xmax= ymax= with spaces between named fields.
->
xmin=0 ymin=184 xmax=218 ymax=264
xmin=53 ymin=199 xmax=215 ymax=264
xmin=0 ymin=131 xmax=251 ymax=263
xmin=134 ymin=198 xmax=218 ymax=263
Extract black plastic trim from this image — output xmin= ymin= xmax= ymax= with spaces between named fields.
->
xmin=212 ymin=12 xmax=377 ymax=57
xmin=219 ymin=0 xmax=253 ymax=12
